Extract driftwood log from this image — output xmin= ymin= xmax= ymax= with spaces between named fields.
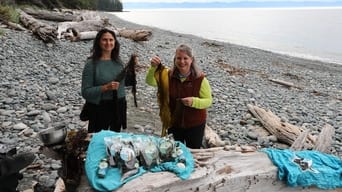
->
xmin=290 ymin=129 xmax=311 ymax=150
xmin=18 ymin=8 xmax=152 ymax=42
xmin=62 ymin=27 xmax=152 ymax=42
xmin=18 ymin=9 xmax=57 ymax=43
xmin=56 ymin=18 xmax=114 ymax=39
xmin=52 ymin=110 xmax=337 ymax=192
xmin=50 ymin=104 xmax=338 ymax=192
xmin=72 ymin=147 xmax=338 ymax=192
xmin=247 ymin=104 xmax=316 ymax=147
xmin=247 ymin=104 xmax=336 ymax=154
xmin=204 ymin=125 xmax=225 ymax=147
xmin=0 ymin=18 xmax=26 ymax=31
xmin=313 ymin=124 xmax=335 ymax=153
xmin=22 ymin=7 xmax=77 ymax=22
xmin=117 ymin=28 xmax=152 ymax=41
xmin=269 ymin=78 xmax=303 ymax=89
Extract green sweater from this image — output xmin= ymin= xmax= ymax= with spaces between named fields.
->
xmin=81 ymin=59 xmax=126 ymax=104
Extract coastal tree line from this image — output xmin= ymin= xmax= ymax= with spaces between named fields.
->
xmin=0 ymin=0 xmax=123 ymax=13
xmin=0 ymin=0 xmax=123 ymax=35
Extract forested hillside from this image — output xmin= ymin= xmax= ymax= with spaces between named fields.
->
xmin=1 ymin=0 xmax=123 ymax=11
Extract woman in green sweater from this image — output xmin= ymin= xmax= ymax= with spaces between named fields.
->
xmin=146 ymin=44 xmax=213 ymax=149
xmin=81 ymin=29 xmax=127 ymax=133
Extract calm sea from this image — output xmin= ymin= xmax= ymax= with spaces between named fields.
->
xmin=112 ymin=7 xmax=342 ymax=65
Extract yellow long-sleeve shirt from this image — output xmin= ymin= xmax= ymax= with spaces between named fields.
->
xmin=145 ymin=66 xmax=213 ymax=109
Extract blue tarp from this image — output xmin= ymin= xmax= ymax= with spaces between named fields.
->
xmin=262 ymin=148 xmax=342 ymax=189
xmin=85 ymin=130 xmax=194 ymax=192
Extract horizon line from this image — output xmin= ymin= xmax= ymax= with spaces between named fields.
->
xmin=123 ymin=1 xmax=342 ymax=9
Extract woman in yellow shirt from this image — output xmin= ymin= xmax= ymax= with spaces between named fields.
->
xmin=146 ymin=44 xmax=213 ymax=149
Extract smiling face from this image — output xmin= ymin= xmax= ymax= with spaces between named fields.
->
xmin=99 ymin=32 xmax=115 ymax=54
xmin=175 ymin=49 xmax=193 ymax=75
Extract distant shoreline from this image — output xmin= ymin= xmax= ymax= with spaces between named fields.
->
xmin=111 ymin=8 xmax=342 ymax=65
xmin=122 ymin=2 xmax=342 ymax=9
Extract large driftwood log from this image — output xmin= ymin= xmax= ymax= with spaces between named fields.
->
xmin=75 ymin=149 xmax=336 ymax=192
xmin=247 ymin=104 xmax=316 ymax=147
xmin=57 ymin=18 xmax=113 ymax=39
xmin=18 ymin=8 xmax=152 ymax=42
xmin=63 ymin=27 xmax=152 ymax=42
xmin=22 ymin=7 xmax=77 ymax=22
xmin=118 ymin=28 xmax=152 ymax=41
xmin=50 ymin=125 xmax=337 ymax=192
xmin=63 ymin=29 xmax=99 ymax=41
xmin=22 ymin=7 xmax=102 ymax=22
xmin=19 ymin=10 xmax=57 ymax=43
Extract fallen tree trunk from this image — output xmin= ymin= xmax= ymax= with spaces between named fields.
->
xmin=63 ymin=27 xmax=152 ymax=42
xmin=75 ymin=149 xmax=336 ymax=192
xmin=22 ymin=7 xmax=77 ymax=22
xmin=63 ymin=29 xmax=99 ymax=41
xmin=118 ymin=28 xmax=152 ymax=41
xmin=18 ymin=8 xmax=152 ymax=42
xmin=247 ymin=104 xmax=316 ymax=147
xmin=57 ymin=19 xmax=113 ymax=39
xmin=18 ymin=9 xmax=57 ymax=43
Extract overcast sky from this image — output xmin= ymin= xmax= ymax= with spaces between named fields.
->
xmin=122 ymin=0 xmax=341 ymax=2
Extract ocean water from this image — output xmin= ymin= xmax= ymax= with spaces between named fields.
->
xmin=112 ymin=7 xmax=342 ymax=65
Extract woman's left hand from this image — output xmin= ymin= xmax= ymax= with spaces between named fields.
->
xmin=181 ymin=97 xmax=193 ymax=107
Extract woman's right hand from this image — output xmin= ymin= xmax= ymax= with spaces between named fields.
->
xmin=150 ymin=56 xmax=161 ymax=67
xmin=101 ymin=81 xmax=120 ymax=92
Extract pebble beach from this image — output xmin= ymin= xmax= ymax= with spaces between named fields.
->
xmin=0 ymin=11 xmax=341 ymax=191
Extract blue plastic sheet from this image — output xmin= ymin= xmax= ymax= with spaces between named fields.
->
xmin=262 ymin=148 xmax=342 ymax=189
xmin=85 ymin=130 xmax=194 ymax=192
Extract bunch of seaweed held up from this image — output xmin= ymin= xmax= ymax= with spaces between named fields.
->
xmin=124 ymin=53 xmax=138 ymax=107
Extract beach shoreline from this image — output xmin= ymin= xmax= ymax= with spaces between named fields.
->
xmin=0 ymin=11 xmax=341 ymax=191
xmin=110 ymin=8 xmax=342 ymax=67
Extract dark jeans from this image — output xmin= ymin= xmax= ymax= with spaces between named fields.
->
xmin=88 ymin=97 xmax=127 ymax=133
xmin=168 ymin=122 xmax=206 ymax=149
